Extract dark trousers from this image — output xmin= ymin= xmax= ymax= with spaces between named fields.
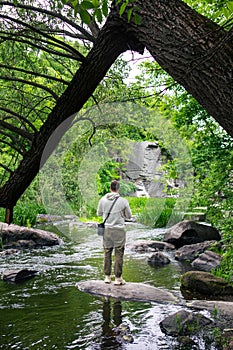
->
xmin=104 ymin=246 xmax=125 ymax=278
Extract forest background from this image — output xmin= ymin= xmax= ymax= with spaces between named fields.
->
xmin=0 ymin=0 xmax=232 ymax=281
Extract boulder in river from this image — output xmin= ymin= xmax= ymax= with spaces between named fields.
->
xmin=159 ymin=309 xmax=212 ymax=336
xmin=181 ymin=271 xmax=233 ymax=298
xmin=175 ymin=240 xmax=219 ymax=262
xmin=163 ymin=220 xmax=221 ymax=248
xmin=191 ymin=250 xmax=223 ymax=272
xmin=0 ymin=222 xmax=62 ymax=249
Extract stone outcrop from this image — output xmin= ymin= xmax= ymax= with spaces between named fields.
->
xmin=125 ymin=141 xmax=165 ymax=197
xmin=180 ymin=271 xmax=233 ymax=298
xmin=163 ymin=220 xmax=221 ymax=248
xmin=159 ymin=309 xmax=212 ymax=336
xmin=191 ymin=250 xmax=223 ymax=272
xmin=175 ymin=240 xmax=218 ymax=261
xmin=0 ymin=222 xmax=62 ymax=249
xmin=148 ymin=251 xmax=170 ymax=267
xmin=76 ymin=280 xmax=179 ymax=304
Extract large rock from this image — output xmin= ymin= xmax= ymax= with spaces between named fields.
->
xmin=159 ymin=309 xmax=212 ymax=336
xmin=181 ymin=271 xmax=233 ymax=297
xmin=163 ymin=220 xmax=221 ymax=248
xmin=76 ymin=280 xmax=179 ymax=304
xmin=191 ymin=250 xmax=223 ymax=272
xmin=175 ymin=240 xmax=218 ymax=262
xmin=0 ymin=222 xmax=61 ymax=249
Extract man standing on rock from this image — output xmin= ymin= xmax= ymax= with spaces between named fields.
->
xmin=97 ymin=180 xmax=132 ymax=285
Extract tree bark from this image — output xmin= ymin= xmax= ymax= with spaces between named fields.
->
xmin=132 ymin=0 xmax=233 ymax=135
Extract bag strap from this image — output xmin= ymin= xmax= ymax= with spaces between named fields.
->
xmin=103 ymin=197 xmax=119 ymax=224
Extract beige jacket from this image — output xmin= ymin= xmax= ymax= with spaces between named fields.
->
xmin=97 ymin=192 xmax=132 ymax=229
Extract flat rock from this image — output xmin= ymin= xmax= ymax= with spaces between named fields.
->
xmin=76 ymin=280 xmax=179 ymax=304
xmin=186 ymin=300 xmax=233 ymax=329
xmin=187 ymin=300 xmax=233 ymax=318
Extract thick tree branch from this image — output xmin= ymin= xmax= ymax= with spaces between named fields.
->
xmin=0 ymin=107 xmax=38 ymax=133
xmin=0 ymin=139 xmax=25 ymax=155
xmin=0 ymin=76 xmax=59 ymax=100
xmin=0 ymin=14 xmax=85 ymax=61
xmin=0 ymin=163 xmax=13 ymax=175
xmin=0 ymin=64 xmax=70 ymax=85
xmin=0 ymin=1 xmax=95 ymax=42
xmin=0 ymin=120 xmax=33 ymax=141
xmin=0 ymin=34 xmax=83 ymax=61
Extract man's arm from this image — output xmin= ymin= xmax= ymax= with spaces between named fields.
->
xmin=97 ymin=199 xmax=103 ymax=216
xmin=123 ymin=200 xmax=132 ymax=220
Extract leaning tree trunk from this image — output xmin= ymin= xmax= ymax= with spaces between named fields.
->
xmin=0 ymin=0 xmax=232 ymax=222
xmin=132 ymin=0 xmax=233 ymax=136
xmin=0 ymin=15 xmax=133 ymax=220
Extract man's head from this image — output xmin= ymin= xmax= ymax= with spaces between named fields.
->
xmin=110 ymin=180 xmax=120 ymax=192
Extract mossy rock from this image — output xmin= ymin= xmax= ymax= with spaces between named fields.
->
xmin=181 ymin=271 xmax=233 ymax=297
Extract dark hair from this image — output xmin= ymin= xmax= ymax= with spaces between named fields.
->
xmin=110 ymin=180 xmax=120 ymax=192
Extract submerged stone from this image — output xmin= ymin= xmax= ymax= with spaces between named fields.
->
xmin=2 ymin=269 xmax=38 ymax=283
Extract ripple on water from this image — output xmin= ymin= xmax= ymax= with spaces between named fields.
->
xmin=0 ymin=224 xmax=220 ymax=350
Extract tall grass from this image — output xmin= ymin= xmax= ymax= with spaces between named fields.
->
xmin=0 ymin=202 xmax=46 ymax=227
xmin=127 ymin=197 xmax=176 ymax=228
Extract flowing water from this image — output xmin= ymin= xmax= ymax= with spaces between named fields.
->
xmin=0 ymin=222 xmax=215 ymax=350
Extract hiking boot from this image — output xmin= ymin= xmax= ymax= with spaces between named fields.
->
xmin=114 ymin=277 xmax=126 ymax=285
xmin=104 ymin=275 xmax=111 ymax=284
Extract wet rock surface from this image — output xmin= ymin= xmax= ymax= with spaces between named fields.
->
xmin=76 ymin=280 xmax=179 ymax=304
xmin=148 ymin=251 xmax=170 ymax=266
xmin=159 ymin=309 xmax=212 ymax=336
xmin=130 ymin=239 xmax=175 ymax=252
xmin=181 ymin=271 xmax=233 ymax=297
xmin=191 ymin=250 xmax=223 ymax=272
xmin=175 ymin=240 xmax=219 ymax=262
xmin=2 ymin=269 xmax=38 ymax=283
xmin=0 ymin=222 xmax=62 ymax=249
xmin=163 ymin=220 xmax=221 ymax=248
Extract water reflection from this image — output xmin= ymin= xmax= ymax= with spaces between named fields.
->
xmin=101 ymin=299 xmax=124 ymax=349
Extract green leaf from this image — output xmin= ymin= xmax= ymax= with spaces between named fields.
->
xmin=81 ymin=1 xmax=95 ymax=10
xmin=80 ymin=8 xmax=91 ymax=24
xmin=116 ymin=0 xmax=123 ymax=5
xmin=102 ymin=1 xmax=109 ymax=17
xmin=134 ymin=13 xmax=141 ymax=25
xmin=71 ymin=0 xmax=79 ymax=8
xmin=95 ymin=8 xmax=103 ymax=23
xmin=119 ymin=2 xmax=127 ymax=16
xmin=92 ymin=0 xmax=99 ymax=7
xmin=127 ymin=8 xmax=133 ymax=22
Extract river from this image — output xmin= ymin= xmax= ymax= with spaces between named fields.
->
xmin=0 ymin=222 xmax=215 ymax=350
